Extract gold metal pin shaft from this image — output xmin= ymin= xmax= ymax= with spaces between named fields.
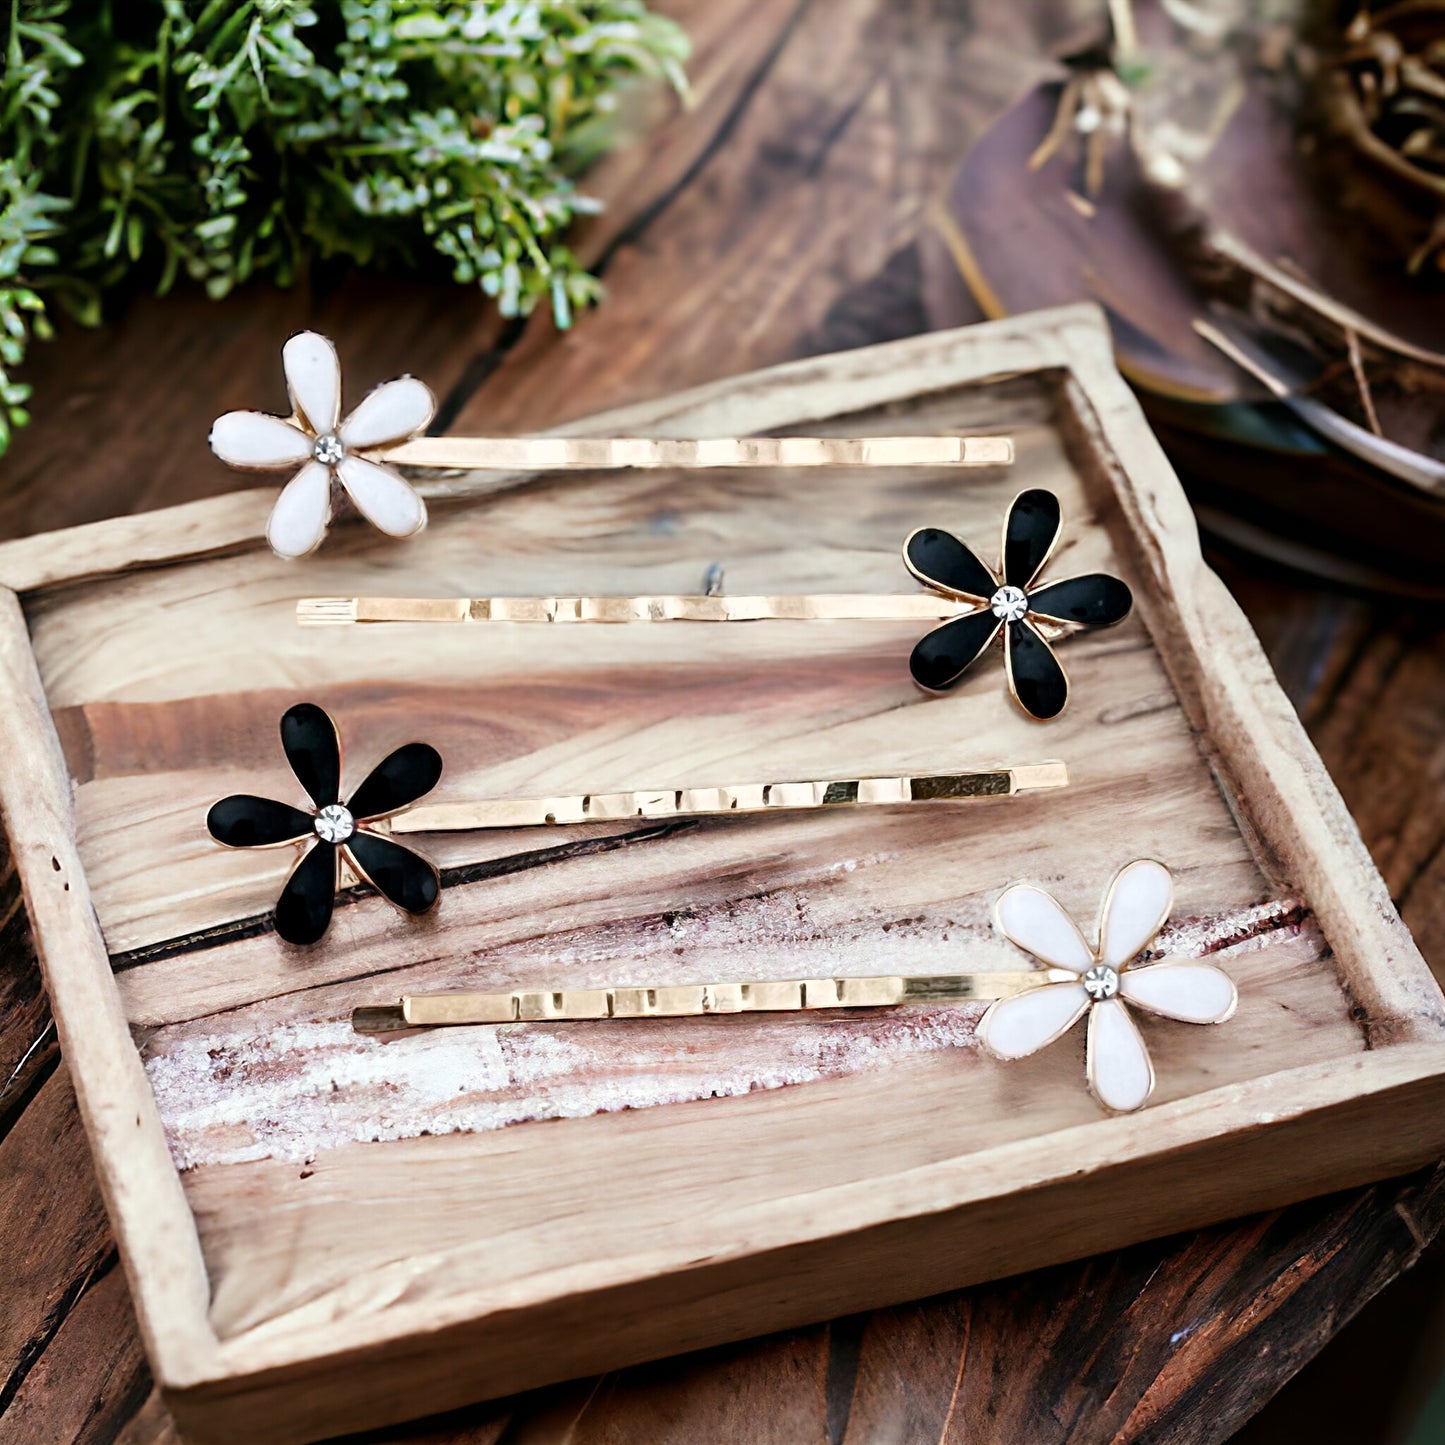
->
xmin=352 ymin=968 xmax=1075 ymax=1032
xmin=384 ymin=764 xmax=1068 ymax=836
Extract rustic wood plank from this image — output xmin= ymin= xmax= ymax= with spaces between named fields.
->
xmin=515 ymin=1329 xmax=835 ymax=1444
xmin=0 ymin=834 xmax=53 ymax=1141
xmin=453 ymin=0 xmax=1073 ymax=434
xmin=0 ymin=1069 xmax=112 ymax=1411
xmin=112 ymin=1390 xmax=184 ymax=1445
xmin=1216 ymin=560 xmax=1445 ymax=990
xmin=0 ymin=592 xmax=218 ymax=1386
xmin=1308 ymin=620 xmax=1445 ymax=973
xmin=0 ymin=1256 xmax=151 ymax=1445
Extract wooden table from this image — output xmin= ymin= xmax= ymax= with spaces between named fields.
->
xmin=3 ymin=2 xmax=1444 ymax=1440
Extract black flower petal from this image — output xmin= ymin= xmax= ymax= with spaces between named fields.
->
xmin=273 ymin=842 xmax=339 ymax=946
xmin=281 ymin=703 xmax=341 ymax=809
xmin=1003 ymin=490 xmax=1061 ymax=589
xmin=1028 ymin=574 xmax=1133 ymax=627
xmin=903 ymin=527 xmax=997 ymax=601
xmin=346 ymin=832 xmax=440 ymax=915
xmin=1005 ymin=619 xmax=1069 ymax=720
xmin=346 ymin=742 xmax=444 ymax=821
xmin=208 ymin=795 xmax=315 ymax=848
xmin=909 ymin=609 xmax=1003 ymax=692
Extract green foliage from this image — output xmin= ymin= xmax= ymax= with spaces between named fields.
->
xmin=0 ymin=0 xmax=689 ymax=453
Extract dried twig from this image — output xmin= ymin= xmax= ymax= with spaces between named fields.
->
xmin=1345 ymin=328 xmax=1385 ymax=435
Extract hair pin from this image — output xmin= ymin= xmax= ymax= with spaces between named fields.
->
xmin=211 ymin=331 xmax=1013 ymax=560
xmin=385 ymin=760 xmax=1067 ymax=835
xmin=352 ymin=970 xmax=1071 ymax=1030
xmin=352 ymin=860 xmax=1236 ymax=1114
xmin=297 ymin=489 xmax=1132 ymax=720
xmin=209 ymin=704 xmax=1068 ymax=945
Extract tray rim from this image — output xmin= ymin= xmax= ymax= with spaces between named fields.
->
xmin=173 ymin=1043 xmax=1445 ymax=1445
xmin=2 ymin=302 xmax=1442 ymax=1433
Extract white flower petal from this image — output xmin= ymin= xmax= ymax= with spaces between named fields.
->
xmin=1120 ymin=961 xmax=1237 ymax=1024
xmin=1086 ymin=998 xmax=1155 ymax=1111
xmin=210 ymin=411 xmax=312 ymax=470
xmin=1099 ymin=859 xmax=1173 ymax=968
xmin=340 ymin=376 xmax=435 ymax=450
xmin=977 ymin=981 xmax=1090 ymax=1060
xmin=283 ymin=332 xmax=342 ymax=435
xmin=995 ymin=884 xmax=1093 ymax=972
xmin=266 ymin=461 xmax=333 ymax=560
xmin=337 ymin=455 xmax=427 ymax=539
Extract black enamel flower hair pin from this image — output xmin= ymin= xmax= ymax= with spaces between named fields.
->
xmin=903 ymin=488 xmax=1133 ymax=719
xmin=207 ymin=703 xmax=443 ymax=945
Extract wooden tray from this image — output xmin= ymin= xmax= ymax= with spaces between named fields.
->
xmin=1 ymin=304 xmax=1441 ymax=1445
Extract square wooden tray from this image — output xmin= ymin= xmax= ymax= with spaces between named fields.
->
xmin=2 ymin=304 xmax=1442 ymax=1445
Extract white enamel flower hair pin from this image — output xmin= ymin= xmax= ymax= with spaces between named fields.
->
xmin=212 ymin=331 xmax=1025 ymax=562
xmin=977 ymin=859 xmax=1238 ymax=1111
xmin=210 ymin=332 xmax=435 ymax=559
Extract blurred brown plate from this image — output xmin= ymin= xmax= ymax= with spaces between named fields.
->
xmin=931 ymin=77 xmax=1445 ymax=600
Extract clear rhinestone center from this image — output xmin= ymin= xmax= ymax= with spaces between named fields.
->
xmin=990 ymin=584 xmax=1029 ymax=622
xmin=314 ymin=803 xmax=354 ymax=843
xmin=1082 ymin=965 xmax=1120 ymax=1001
xmin=312 ymin=433 xmax=346 ymax=466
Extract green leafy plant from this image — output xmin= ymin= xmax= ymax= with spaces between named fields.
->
xmin=0 ymin=0 xmax=688 ymax=454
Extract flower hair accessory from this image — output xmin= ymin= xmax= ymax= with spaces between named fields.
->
xmin=208 ymin=705 xmax=1072 ymax=944
xmin=902 ymin=489 xmax=1133 ymax=718
xmin=297 ymin=489 xmax=1129 ymax=721
xmin=207 ymin=703 xmax=443 ymax=945
xmin=977 ymin=859 xmax=1238 ymax=1111
xmin=212 ymin=332 xmax=1014 ymax=561
xmin=349 ymin=858 xmax=1233 ymax=1101
xmin=210 ymin=333 xmax=436 ymax=560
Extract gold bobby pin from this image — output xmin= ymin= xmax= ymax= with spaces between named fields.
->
xmin=209 ymin=704 xmax=1068 ymax=947
xmin=300 ymin=592 xmax=972 ymax=626
xmin=295 ymin=488 xmax=1136 ymax=724
xmin=352 ymin=969 xmax=1077 ymax=1032
xmin=210 ymin=331 xmax=1013 ymax=560
xmin=353 ymin=858 xmax=1241 ymax=1119
xmin=383 ymin=435 xmax=1013 ymax=471
xmin=381 ymin=762 xmax=1068 ymax=835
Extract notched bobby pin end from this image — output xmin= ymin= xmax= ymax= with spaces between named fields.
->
xmin=351 ymin=1004 xmax=412 ymax=1034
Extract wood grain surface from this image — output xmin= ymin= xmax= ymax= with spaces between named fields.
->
xmin=2 ymin=0 xmax=1443 ymax=1442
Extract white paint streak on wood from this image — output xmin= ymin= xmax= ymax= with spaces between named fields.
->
xmin=145 ymin=899 xmax=1310 ymax=1169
